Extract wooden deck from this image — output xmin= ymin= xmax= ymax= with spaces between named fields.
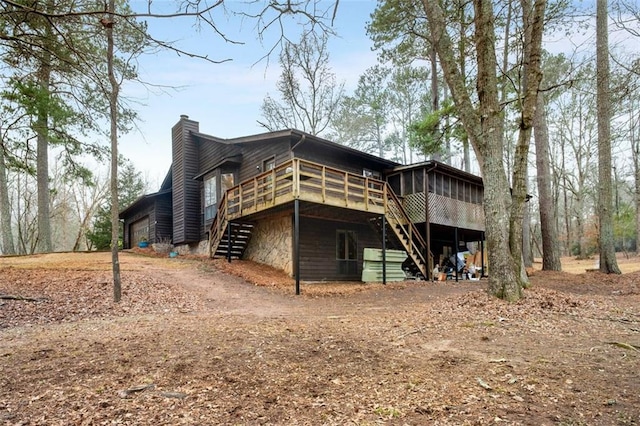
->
xmin=224 ymin=159 xmax=387 ymax=219
xmin=210 ymin=158 xmax=428 ymax=277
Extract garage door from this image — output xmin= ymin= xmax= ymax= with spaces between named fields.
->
xmin=131 ymin=217 xmax=150 ymax=245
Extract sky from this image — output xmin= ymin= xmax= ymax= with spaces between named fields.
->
xmin=115 ymin=1 xmax=640 ymax=189
xmin=119 ymin=1 xmax=379 ymax=188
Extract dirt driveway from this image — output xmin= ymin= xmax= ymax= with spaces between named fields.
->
xmin=1 ymin=251 xmax=639 ymax=425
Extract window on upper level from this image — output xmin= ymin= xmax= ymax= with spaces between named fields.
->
xmin=204 ymin=175 xmax=217 ymax=221
xmin=363 ymin=168 xmax=381 ymax=180
xmin=221 ymin=173 xmax=234 ymax=196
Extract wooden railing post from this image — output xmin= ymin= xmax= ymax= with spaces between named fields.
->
xmin=343 ymin=173 xmax=348 ymax=207
xmin=364 ymin=177 xmax=369 ymax=210
xmin=321 ymin=166 xmax=326 ymax=202
xmin=293 ymin=159 xmax=299 ymax=198
xmin=271 ymin=167 xmax=276 ymax=204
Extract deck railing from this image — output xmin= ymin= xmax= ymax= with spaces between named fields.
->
xmin=223 ymin=158 xmax=387 ymax=220
xmin=210 ymin=158 xmax=429 ymax=277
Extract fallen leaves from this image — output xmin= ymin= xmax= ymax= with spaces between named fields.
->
xmin=0 ymin=267 xmax=203 ymax=329
xmin=0 ymin=252 xmax=639 ymax=425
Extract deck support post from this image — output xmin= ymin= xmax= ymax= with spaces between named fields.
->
xmin=226 ymin=222 xmax=232 ymax=263
xmin=294 ymin=198 xmax=300 ymax=295
xmin=480 ymin=231 xmax=486 ymax=277
xmin=454 ymin=227 xmax=459 ymax=282
xmin=381 ymin=214 xmax=387 ymax=285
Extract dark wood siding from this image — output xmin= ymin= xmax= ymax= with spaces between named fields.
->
xmin=154 ymin=192 xmax=173 ymax=243
xmin=298 ymin=216 xmax=383 ymax=281
xmin=171 ymin=116 xmax=200 ymax=244
xmin=237 ymin=139 xmax=292 ymax=181
xmin=199 ymin=139 xmax=239 ymax=172
xmin=123 ymin=201 xmax=155 ymax=249
xmin=294 ymin=143 xmax=389 ymax=178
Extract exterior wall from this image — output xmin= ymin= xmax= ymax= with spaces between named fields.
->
xmin=241 ymin=214 xmax=384 ymax=281
xmin=243 ymin=215 xmax=293 ymax=275
xmin=237 ymin=139 xmax=292 ymax=181
xmin=154 ymin=193 xmax=173 ymax=243
xmin=172 ymin=115 xmax=201 ymax=244
xmin=122 ymin=201 xmax=156 ymax=249
xmin=198 ymin=139 xmax=239 ymax=172
xmin=299 ymin=216 xmax=383 ymax=281
xmin=294 ymin=143 xmax=389 ymax=177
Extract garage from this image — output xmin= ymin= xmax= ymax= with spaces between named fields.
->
xmin=130 ymin=217 xmax=150 ymax=245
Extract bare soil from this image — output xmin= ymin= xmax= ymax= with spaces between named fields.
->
xmin=1 ymin=250 xmax=639 ymax=425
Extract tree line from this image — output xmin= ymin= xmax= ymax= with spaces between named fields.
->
xmin=260 ymin=0 xmax=639 ymax=299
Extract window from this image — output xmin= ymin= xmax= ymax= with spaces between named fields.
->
xmin=263 ymin=156 xmax=275 ymax=173
xmin=336 ymin=230 xmax=358 ymax=275
xmin=363 ymin=168 xmax=381 ymax=180
xmin=204 ymin=175 xmax=217 ymax=221
xmin=221 ymin=173 xmax=234 ymax=196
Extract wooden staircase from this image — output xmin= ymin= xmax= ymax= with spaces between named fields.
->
xmin=209 ymin=193 xmax=254 ymax=260
xmin=208 ymin=159 xmax=430 ymax=275
xmin=369 ymin=184 xmax=430 ymax=279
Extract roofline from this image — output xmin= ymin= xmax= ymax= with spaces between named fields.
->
xmin=160 ymin=165 xmax=172 ymax=190
xmin=119 ymin=188 xmax=172 ymax=218
xmin=390 ymin=160 xmax=483 ymax=183
xmin=192 ymin=128 xmax=401 ymax=168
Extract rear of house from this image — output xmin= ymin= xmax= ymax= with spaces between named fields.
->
xmin=120 ymin=115 xmax=486 ymax=283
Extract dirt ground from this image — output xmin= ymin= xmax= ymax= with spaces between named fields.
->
xmin=1 ymin=251 xmax=639 ymax=425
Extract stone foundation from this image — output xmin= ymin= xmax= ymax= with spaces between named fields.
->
xmin=243 ymin=215 xmax=293 ymax=276
xmin=173 ymin=240 xmax=209 ymax=256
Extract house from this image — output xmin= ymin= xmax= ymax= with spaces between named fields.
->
xmin=120 ymin=115 xmax=486 ymax=288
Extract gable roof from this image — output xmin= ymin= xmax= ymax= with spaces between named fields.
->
xmin=118 ymin=188 xmax=172 ymax=218
xmin=192 ymin=128 xmax=401 ymax=169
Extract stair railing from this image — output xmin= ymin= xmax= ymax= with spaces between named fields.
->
xmin=209 ymin=191 xmax=229 ymax=257
xmin=383 ymin=184 xmax=428 ymax=276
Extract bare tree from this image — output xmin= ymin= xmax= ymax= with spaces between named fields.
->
xmin=596 ymin=0 xmax=621 ymax=273
xmin=0 ymin=123 xmax=16 ymax=255
xmin=632 ymin=105 xmax=640 ymax=255
xmin=534 ymin=90 xmax=562 ymax=270
xmin=259 ymin=31 xmax=344 ymax=136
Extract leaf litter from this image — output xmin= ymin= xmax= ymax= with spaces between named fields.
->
xmin=0 ymin=252 xmax=639 ymax=425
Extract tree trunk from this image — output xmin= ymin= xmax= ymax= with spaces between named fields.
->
xmin=534 ymin=92 xmax=562 ymax=270
xmin=509 ymin=0 xmax=545 ymax=285
xmin=430 ymin=44 xmax=442 ymax=162
xmin=0 ymin=146 xmax=16 ymax=254
xmin=522 ymin=189 xmax=533 ymax=268
xmin=35 ymin=58 xmax=53 ymax=253
xmin=596 ymin=0 xmax=621 ymax=274
xmin=633 ymin=107 xmax=640 ymax=255
xmin=105 ymin=0 xmax=122 ymax=301
xmin=458 ymin=4 xmax=470 ymax=173
xmin=421 ymin=0 xmax=524 ymax=301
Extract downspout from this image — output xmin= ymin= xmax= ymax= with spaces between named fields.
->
xmin=290 ymin=134 xmax=307 ymax=155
